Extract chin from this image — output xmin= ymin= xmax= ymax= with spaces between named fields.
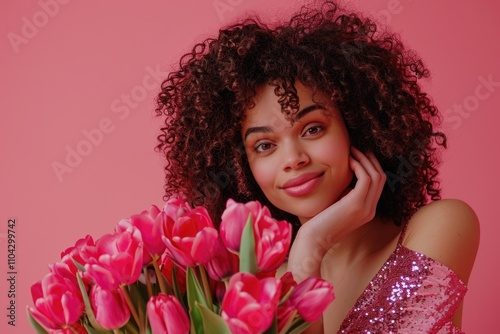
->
xmin=285 ymin=190 xmax=348 ymax=223
xmin=283 ymin=201 xmax=333 ymax=224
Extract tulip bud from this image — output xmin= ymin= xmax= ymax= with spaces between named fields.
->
xmin=85 ymin=226 xmax=143 ymax=291
xmin=162 ymin=197 xmax=218 ymax=268
xmin=147 ymin=293 xmax=190 ymax=334
xmin=116 ymin=205 xmax=167 ymax=265
xmin=29 ymin=272 xmax=84 ymax=331
xmin=220 ymin=199 xmax=292 ymax=272
xmin=91 ymin=285 xmax=130 ymax=330
xmin=221 ymin=272 xmax=281 ymax=334
xmin=220 ymin=199 xmax=261 ymax=253
xmin=291 ymin=276 xmax=335 ymax=322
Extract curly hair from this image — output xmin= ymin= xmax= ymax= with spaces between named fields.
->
xmin=155 ymin=1 xmax=446 ymax=229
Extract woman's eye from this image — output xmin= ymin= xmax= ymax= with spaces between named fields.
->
xmin=255 ymin=142 xmax=274 ymax=153
xmin=304 ymin=125 xmax=323 ymax=136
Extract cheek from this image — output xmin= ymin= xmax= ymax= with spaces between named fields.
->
xmin=248 ymin=159 xmax=276 ymax=191
xmin=313 ymin=138 xmax=350 ymax=166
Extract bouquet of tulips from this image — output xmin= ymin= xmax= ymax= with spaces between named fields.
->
xmin=27 ymin=197 xmax=335 ymax=334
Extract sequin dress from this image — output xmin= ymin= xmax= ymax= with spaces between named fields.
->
xmin=337 ymin=234 xmax=467 ymax=333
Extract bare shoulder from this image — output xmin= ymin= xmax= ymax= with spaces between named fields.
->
xmin=402 ymin=199 xmax=480 ymax=283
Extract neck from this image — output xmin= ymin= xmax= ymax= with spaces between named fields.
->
xmin=327 ymin=215 xmax=401 ymax=265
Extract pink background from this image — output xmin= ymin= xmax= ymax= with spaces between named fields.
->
xmin=1 ymin=0 xmax=498 ymax=333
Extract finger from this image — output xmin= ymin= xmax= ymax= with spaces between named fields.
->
xmin=351 ymin=147 xmax=385 ymax=181
xmin=350 ymin=148 xmax=385 ymax=210
xmin=347 ymin=155 xmax=370 ymax=199
xmin=351 ymin=147 xmax=382 ymax=187
xmin=366 ymin=152 xmax=385 ymax=175
xmin=364 ymin=152 xmax=386 ymax=190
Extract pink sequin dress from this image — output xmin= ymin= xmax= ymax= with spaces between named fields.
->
xmin=337 ymin=231 xmax=467 ymax=333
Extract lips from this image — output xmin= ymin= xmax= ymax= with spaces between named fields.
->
xmin=281 ymin=172 xmax=324 ymax=197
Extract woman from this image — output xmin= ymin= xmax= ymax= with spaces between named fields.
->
xmin=155 ymin=1 xmax=479 ymax=332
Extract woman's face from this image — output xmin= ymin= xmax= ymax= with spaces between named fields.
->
xmin=242 ymin=82 xmax=353 ymax=223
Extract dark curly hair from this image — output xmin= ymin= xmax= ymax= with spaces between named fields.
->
xmin=155 ymin=1 xmax=446 ymax=230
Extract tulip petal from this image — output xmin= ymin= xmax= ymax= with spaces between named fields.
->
xmin=29 ymin=306 xmax=58 ymax=330
xmin=147 ymin=294 xmax=189 ymax=334
xmin=191 ymin=227 xmax=218 ymax=264
xmin=91 ymin=286 xmax=130 ymax=330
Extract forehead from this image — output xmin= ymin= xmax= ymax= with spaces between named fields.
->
xmin=242 ymin=82 xmax=333 ymax=126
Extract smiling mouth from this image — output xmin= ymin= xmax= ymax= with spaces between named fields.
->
xmin=281 ymin=172 xmax=324 ymax=197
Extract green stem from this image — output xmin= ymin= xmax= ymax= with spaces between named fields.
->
xmin=144 ymin=266 xmax=153 ymax=298
xmin=120 ymin=285 xmax=144 ymax=334
xmin=197 ymin=265 xmax=213 ymax=310
xmin=122 ymin=321 xmax=140 ymax=334
xmin=152 ymin=255 xmax=168 ymax=295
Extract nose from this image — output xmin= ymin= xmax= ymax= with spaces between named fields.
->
xmin=283 ymin=141 xmax=310 ymax=171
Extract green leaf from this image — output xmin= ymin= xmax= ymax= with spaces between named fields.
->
xmin=75 ymin=273 xmax=110 ymax=333
xmin=26 ymin=307 xmax=49 ymax=334
xmin=171 ymin=265 xmax=186 ymax=310
xmin=278 ymin=310 xmax=297 ymax=334
xmin=70 ymin=257 xmax=86 ymax=272
xmin=186 ymin=267 xmax=207 ymax=334
xmin=279 ymin=286 xmax=294 ymax=306
xmin=122 ymin=320 xmax=140 ymax=334
xmin=286 ymin=319 xmax=310 ymax=334
xmin=239 ymin=213 xmax=258 ymax=274
xmin=128 ymin=283 xmax=147 ymax=328
xmin=83 ymin=322 xmax=102 ymax=334
xmin=197 ymin=303 xmax=231 ymax=334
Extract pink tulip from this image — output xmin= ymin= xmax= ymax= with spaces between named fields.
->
xmin=29 ymin=272 xmax=84 ymax=331
xmin=84 ymin=225 xmax=143 ymax=291
xmin=55 ymin=235 xmax=95 ymax=285
xmin=162 ymin=197 xmax=218 ymax=267
xmin=91 ymin=285 xmax=130 ymax=330
xmin=116 ymin=205 xmax=167 ymax=265
xmin=60 ymin=235 xmax=96 ymax=269
xmin=290 ymin=276 xmax=335 ymax=322
xmin=147 ymin=293 xmax=190 ymax=334
xmin=254 ymin=213 xmax=291 ymax=272
xmin=162 ymin=196 xmax=191 ymax=219
xmin=205 ymin=236 xmax=239 ymax=281
xmin=220 ymin=199 xmax=292 ymax=272
xmin=221 ymin=272 xmax=281 ymax=334
xmin=220 ymin=199 xmax=262 ymax=253
xmin=48 ymin=261 xmax=94 ymax=293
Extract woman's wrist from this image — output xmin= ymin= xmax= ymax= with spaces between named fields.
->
xmin=287 ymin=228 xmax=329 ymax=281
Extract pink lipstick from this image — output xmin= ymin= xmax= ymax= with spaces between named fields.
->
xmin=281 ymin=172 xmax=324 ymax=197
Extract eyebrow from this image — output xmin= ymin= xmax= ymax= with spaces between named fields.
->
xmin=243 ymin=104 xmax=324 ymax=140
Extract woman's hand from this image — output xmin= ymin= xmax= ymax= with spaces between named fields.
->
xmin=287 ymin=147 xmax=386 ymax=281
